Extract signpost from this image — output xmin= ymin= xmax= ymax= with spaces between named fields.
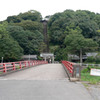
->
xmin=90 ymin=69 xmax=100 ymax=76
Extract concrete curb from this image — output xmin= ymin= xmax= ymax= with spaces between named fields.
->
xmin=62 ymin=63 xmax=70 ymax=80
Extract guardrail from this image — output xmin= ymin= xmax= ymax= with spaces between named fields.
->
xmin=0 ymin=60 xmax=48 ymax=74
xmin=61 ymin=61 xmax=74 ymax=76
xmin=82 ymin=63 xmax=100 ymax=67
xmin=61 ymin=60 xmax=81 ymax=81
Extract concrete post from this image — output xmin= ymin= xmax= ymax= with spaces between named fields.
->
xmin=44 ymin=57 xmax=46 ymax=62
xmin=52 ymin=56 xmax=54 ymax=63
xmin=73 ymin=64 xmax=81 ymax=79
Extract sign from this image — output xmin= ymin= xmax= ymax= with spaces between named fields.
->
xmin=90 ymin=69 xmax=100 ymax=76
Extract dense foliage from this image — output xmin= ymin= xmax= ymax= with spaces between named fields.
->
xmin=1 ymin=9 xmax=100 ymax=62
xmin=48 ymin=10 xmax=100 ymax=61
xmin=0 ymin=10 xmax=44 ymax=62
xmin=0 ymin=22 xmax=23 ymax=61
xmin=81 ymin=66 xmax=100 ymax=84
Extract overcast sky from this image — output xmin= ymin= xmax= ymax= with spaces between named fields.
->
xmin=0 ymin=0 xmax=100 ymax=21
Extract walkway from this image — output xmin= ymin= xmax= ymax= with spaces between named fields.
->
xmin=0 ymin=64 xmax=94 ymax=100
xmin=0 ymin=64 xmax=67 ymax=80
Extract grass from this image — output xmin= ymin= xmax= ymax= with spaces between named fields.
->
xmin=16 ymin=66 xmax=20 ymax=69
xmin=82 ymin=82 xmax=90 ymax=89
xmin=0 ymin=72 xmax=3 ymax=74
xmin=81 ymin=66 xmax=100 ymax=84
xmin=81 ymin=73 xmax=100 ymax=84
xmin=15 ymin=66 xmax=25 ymax=69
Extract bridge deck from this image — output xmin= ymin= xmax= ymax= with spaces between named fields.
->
xmin=0 ymin=64 xmax=94 ymax=100
xmin=0 ymin=64 xmax=67 ymax=80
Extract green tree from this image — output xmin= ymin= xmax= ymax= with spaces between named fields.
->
xmin=7 ymin=16 xmax=21 ymax=23
xmin=0 ymin=22 xmax=23 ymax=62
xmin=0 ymin=34 xmax=23 ymax=62
xmin=18 ymin=10 xmax=42 ymax=21
xmin=15 ymin=20 xmax=43 ymax=33
xmin=50 ymin=30 xmax=64 ymax=44
xmin=64 ymin=33 xmax=98 ymax=63
xmin=0 ymin=21 xmax=8 ymax=34
xmin=7 ymin=26 xmax=44 ymax=55
xmin=54 ymin=48 xmax=68 ymax=61
xmin=6 ymin=10 xmax=42 ymax=23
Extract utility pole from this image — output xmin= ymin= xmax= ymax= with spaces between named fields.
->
xmin=80 ymin=48 xmax=82 ymax=66
xmin=1 ymin=57 xmax=3 ymax=63
xmin=29 ymin=54 xmax=30 ymax=61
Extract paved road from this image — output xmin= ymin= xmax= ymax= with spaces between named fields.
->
xmin=85 ymin=84 xmax=100 ymax=100
xmin=0 ymin=64 xmax=94 ymax=100
xmin=0 ymin=64 xmax=67 ymax=80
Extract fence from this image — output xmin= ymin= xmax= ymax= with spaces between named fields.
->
xmin=0 ymin=60 xmax=48 ymax=74
xmin=82 ymin=63 xmax=100 ymax=67
xmin=61 ymin=60 xmax=81 ymax=80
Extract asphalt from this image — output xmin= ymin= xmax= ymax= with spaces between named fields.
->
xmin=86 ymin=84 xmax=100 ymax=100
xmin=0 ymin=64 xmax=94 ymax=100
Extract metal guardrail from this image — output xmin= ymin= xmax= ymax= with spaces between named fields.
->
xmin=76 ymin=63 xmax=100 ymax=67
xmin=82 ymin=64 xmax=100 ymax=67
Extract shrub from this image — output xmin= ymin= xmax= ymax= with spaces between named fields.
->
xmin=85 ymin=56 xmax=100 ymax=64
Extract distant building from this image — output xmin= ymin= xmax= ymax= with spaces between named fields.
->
xmin=22 ymin=55 xmax=37 ymax=60
xmin=86 ymin=52 xmax=98 ymax=57
xmin=40 ymin=53 xmax=54 ymax=63
xmin=68 ymin=54 xmax=87 ymax=61
xmin=68 ymin=52 xmax=98 ymax=61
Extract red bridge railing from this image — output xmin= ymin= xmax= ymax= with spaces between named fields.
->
xmin=61 ymin=61 xmax=75 ymax=76
xmin=61 ymin=61 xmax=81 ymax=80
xmin=0 ymin=60 xmax=48 ymax=74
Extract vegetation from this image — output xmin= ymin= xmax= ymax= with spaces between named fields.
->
xmin=0 ymin=10 xmax=44 ymax=62
xmin=48 ymin=10 xmax=100 ymax=61
xmin=1 ymin=9 xmax=100 ymax=62
xmin=81 ymin=66 xmax=100 ymax=84
xmin=85 ymin=56 xmax=100 ymax=64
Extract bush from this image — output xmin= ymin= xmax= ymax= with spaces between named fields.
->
xmin=85 ymin=56 xmax=100 ymax=64
xmin=81 ymin=68 xmax=89 ymax=73
xmin=82 ymin=65 xmax=100 ymax=73
xmin=85 ymin=56 xmax=95 ymax=63
xmin=95 ymin=57 xmax=100 ymax=64
xmin=81 ymin=66 xmax=100 ymax=84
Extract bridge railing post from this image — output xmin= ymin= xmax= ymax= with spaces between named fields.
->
xmin=28 ymin=61 xmax=30 ymax=67
xmin=24 ymin=61 xmax=27 ymax=67
xmin=12 ymin=62 xmax=16 ymax=70
xmin=19 ymin=62 xmax=22 ymax=69
xmin=32 ymin=61 xmax=34 ymax=66
xmin=0 ymin=60 xmax=48 ymax=75
xmin=73 ymin=64 xmax=81 ymax=79
xmin=61 ymin=60 xmax=81 ymax=81
xmin=3 ymin=63 xmax=7 ymax=73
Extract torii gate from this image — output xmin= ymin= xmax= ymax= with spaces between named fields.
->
xmin=40 ymin=53 xmax=54 ymax=63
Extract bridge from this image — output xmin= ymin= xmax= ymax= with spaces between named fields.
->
xmin=0 ymin=61 xmax=94 ymax=100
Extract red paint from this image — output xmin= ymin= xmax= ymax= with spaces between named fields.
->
xmin=61 ymin=61 xmax=74 ymax=75
xmin=0 ymin=60 xmax=48 ymax=74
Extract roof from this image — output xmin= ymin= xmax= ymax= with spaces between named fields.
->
xmin=22 ymin=55 xmax=37 ymax=59
xmin=40 ymin=53 xmax=54 ymax=58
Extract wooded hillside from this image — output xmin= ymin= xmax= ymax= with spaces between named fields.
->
xmin=0 ymin=9 xmax=100 ymax=62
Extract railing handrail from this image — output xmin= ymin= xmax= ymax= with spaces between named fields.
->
xmin=61 ymin=60 xmax=74 ymax=74
xmin=0 ymin=60 xmax=48 ymax=74
xmin=61 ymin=60 xmax=81 ymax=79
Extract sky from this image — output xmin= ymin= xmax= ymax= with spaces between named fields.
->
xmin=0 ymin=0 xmax=100 ymax=21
